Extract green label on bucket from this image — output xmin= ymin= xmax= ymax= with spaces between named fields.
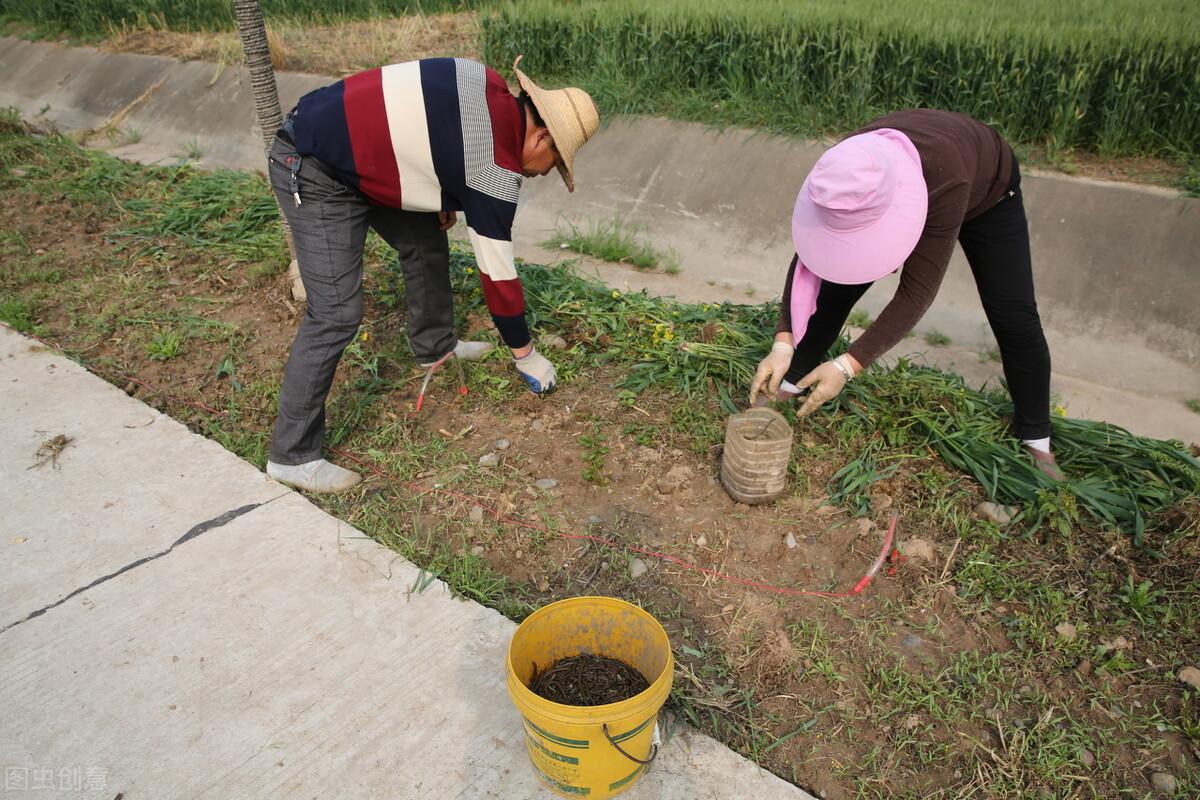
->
xmin=609 ymin=763 xmax=645 ymax=792
xmin=524 ymin=718 xmax=590 ymax=749
xmin=526 ymin=733 xmax=580 ymax=765
xmin=531 ymin=762 xmax=590 ymax=795
xmin=609 ymin=716 xmax=653 ymax=744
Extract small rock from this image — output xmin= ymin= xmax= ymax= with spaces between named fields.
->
xmin=494 ymin=438 xmax=511 ymax=450
xmin=855 ymin=518 xmax=875 ymax=537
xmin=469 ymin=506 xmax=485 ymax=523
xmin=871 ymin=492 xmax=894 ymax=511
xmin=1055 ymin=622 xmax=1078 ymax=641
xmin=1149 ymin=772 xmax=1177 ymax=796
xmin=901 ymin=634 xmax=923 ymax=649
xmin=478 ymin=453 xmax=500 ymax=468
xmin=1079 ymin=748 xmax=1095 ymax=768
xmin=470 ymin=545 xmax=485 ymax=556
xmin=635 ymin=446 xmax=662 ymax=463
xmin=534 ymin=478 xmax=558 ymax=491
xmin=785 ymin=532 xmax=798 ymax=549
xmin=695 ymin=535 xmax=708 ymax=548
xmin=903 ymin=537 xmax=936 ymax=562
xmin=975 ymin=501 xmax=1018 ymax=525
xmin=515 ymin=550 xmax=523 ymax=560
xmin=630 ymin=558 xmax=648 ymax=579
xmin=587 ymin=515 xmax=602 ymax=526
xmin=1178 ymin=666 xmax=1200 ymax=690
xmin=540 ymin=333 xmax=568 ymax=350
xmin=1101 ymin=635 xmax=1132 ymax=653
xmin=531 ymin=419 xmax=545 ymax=432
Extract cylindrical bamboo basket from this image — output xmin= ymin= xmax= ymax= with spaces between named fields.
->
xmin=720 ymin=408 xmax=793 ymax=505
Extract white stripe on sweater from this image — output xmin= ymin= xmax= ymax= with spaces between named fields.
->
xmin=381 ymin=61 xmax=442 ymax=212
xmin=467 ymin=226 xmax=518 ymax=282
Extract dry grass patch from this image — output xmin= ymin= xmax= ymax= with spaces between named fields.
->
xmin=102 ymin=12 xmax=480 ymax=77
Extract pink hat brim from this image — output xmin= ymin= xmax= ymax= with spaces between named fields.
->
xmin=791 ymin=131 xmax=928 ymax=285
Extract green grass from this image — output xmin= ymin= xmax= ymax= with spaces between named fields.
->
xmin=0 ymin=0 xmax=480 ymax=37
xmin=1186 ymin=398 xmax=1200 ymax=414
xmin=543 ymin=218 xmax=679 ymax=273
xmin=484 ymin=0 xmax=1200 ymax=161
xmin=145 ymin=330 xmax=183 ymax=360
xmin=924 ymin=330 xmax=952 ymax=347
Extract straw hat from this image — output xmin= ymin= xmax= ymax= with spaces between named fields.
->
xmin=512 ymin=55 xmax=599 ymax=192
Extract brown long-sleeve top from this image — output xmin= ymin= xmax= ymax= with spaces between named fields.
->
xmin=777 ymin=109 xmax=1014 ymax=367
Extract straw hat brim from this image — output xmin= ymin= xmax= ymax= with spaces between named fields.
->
xmin=512 ymin=56 xmax=597 ymax=193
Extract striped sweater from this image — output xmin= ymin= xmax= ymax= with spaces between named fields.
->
xmin=289 ymin=58 xmax=530 ymax=348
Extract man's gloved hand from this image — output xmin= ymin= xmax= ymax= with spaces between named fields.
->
xmin=796 ymin=355 xmax=858 ymax=417
xmin=749 ymin=340 xmax=795 ymax=405
xmin=514 ymin=347 xmax=557 ymax=394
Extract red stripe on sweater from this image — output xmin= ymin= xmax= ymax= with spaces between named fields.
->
xmin=484 ymin=68 xmax=524 ymax=173
xmin=480 ymin=273 xmax=525 ymax=318
xmin=342 ymin=69 xmax=401 ymax=207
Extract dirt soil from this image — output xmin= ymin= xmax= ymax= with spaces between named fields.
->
xmin=2 ymin=161 xmax=1197 ymax=799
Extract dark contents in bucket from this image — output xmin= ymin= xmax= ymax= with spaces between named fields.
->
xmin=529 ymin=654 xmax=650 ymax=706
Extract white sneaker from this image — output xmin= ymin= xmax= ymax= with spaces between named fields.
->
xmin=418 ymin=340 xmax=494 ymax=368
xmin=266 ymin=458 xmax=362 ymax=493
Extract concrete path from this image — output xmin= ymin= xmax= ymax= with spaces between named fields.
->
xmin=0 ymin=325 xmax=812 ymax=799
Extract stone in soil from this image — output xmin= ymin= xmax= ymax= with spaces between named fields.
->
xmin=1055 ymin=622 xmax=1078 ymax=641
xmin=630 ymin=557 xmax=648 ymax=579
xmin=1178 ymin=665 xmax=1200 ymax=690
xmin=494 ymin=438 xmax=511 ymax=450
xmin=903 ymin=537 xmax=936 ymax=562
xmin=478 ymin=452 xmax=500 ymax=467
xmin=469 ymin=506 xmax=485 ymax=523
xmin=785 ymin=532 xmax=798 ymax=549
xmin=975 ymin=501 xmax=1018 ymax=525
xmin=529 ymin=653 xmax=650 ymax=706
xmin=534 ymin=478 xmax=558 ymax=490
xmin=470 ymin=544 xmax=484 ymax=556
xmin=1149 ymin=772 xmax=1176 ymax=796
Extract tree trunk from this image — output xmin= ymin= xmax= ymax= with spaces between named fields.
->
xmin=233 ymin=0 xmax=305 ymax=302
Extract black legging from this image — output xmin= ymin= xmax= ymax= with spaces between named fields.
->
xmin=785 ymin=161 xmax=1052 ymax=440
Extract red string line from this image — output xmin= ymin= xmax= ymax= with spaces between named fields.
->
xmin=16 ymin=325 xmax=898 ymax=599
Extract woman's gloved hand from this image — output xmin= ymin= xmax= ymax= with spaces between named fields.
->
xmin=796 ymin=354 xmax=860 ymax=417
xmin=749 ymin=339 xmax=795 ymax=405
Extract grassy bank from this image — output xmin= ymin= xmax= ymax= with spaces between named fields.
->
xmin=0 ymin=0 xmax=478 ymax=35
xmin=484 ymin=0 xmax=1200 ymax=161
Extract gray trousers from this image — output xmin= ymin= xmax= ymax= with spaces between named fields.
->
xmin=267 ymin=135 xmax=457 ymax=465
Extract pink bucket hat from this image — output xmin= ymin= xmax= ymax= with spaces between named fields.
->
xmin=788 ymin=129 xmax=928 ymax=345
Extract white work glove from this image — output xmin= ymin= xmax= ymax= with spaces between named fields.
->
xmin=796 ymin=355 xmax=857 ymax=417
xmin=514 ymin=347 xmax=557 ymax=394
xmin=749 ymin=340 xmax=795 ymax=405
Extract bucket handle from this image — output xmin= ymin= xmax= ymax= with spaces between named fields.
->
xmin=602 ymin=723 xmax=658 ymax=765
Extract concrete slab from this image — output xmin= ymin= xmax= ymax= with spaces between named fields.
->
xmin=0 ymin=327 xmax=811 ymax=799
xmin=0 ymin=328 xmax=288 ymax=632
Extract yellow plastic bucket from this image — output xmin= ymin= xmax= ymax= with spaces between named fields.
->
xmin=506 ymin=596 xmax=675 ymax=799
